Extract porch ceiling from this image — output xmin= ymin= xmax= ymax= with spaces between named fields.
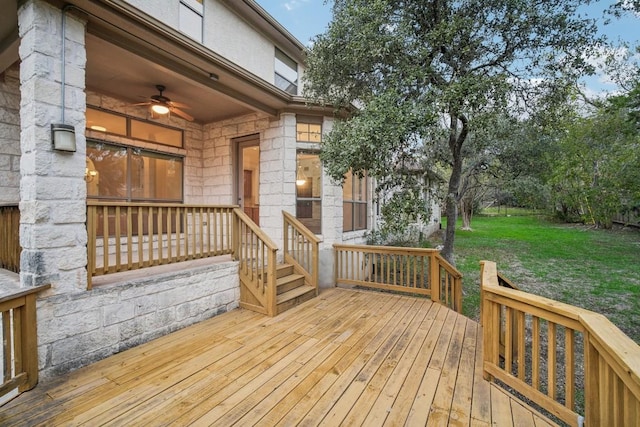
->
xmin=86 ymin=34 xmax=254 ymax=124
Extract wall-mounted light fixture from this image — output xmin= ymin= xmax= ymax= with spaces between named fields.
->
xmin=52 ymin=6 xmax=77 ymax=153
xmin=51 ymin=123 xmax=76 ymax=152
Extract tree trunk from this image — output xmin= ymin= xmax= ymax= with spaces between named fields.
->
xmin=440 ymin=113 xmax=468 ymax=265
xmin=461 ymin=197 xmax=473 ymax=230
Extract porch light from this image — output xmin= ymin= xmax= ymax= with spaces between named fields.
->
xmin=51 ymin=124 xmax=76 ymax=152
xmin=151 ymin=104 xmax=170 ymax=115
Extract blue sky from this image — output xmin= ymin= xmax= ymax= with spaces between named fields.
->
xmin=256 ymin=1 xmax=639 ymax=94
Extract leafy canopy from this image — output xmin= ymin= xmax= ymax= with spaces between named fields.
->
xmin=304 ymin=0 xmax=601 ymax=262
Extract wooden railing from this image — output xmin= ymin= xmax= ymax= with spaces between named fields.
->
xmin=481 ymin=260 xmax=640 ymax=427
xmin=0 ymin=204 xmax=20 ymax=274
xmin=333 ymin=245 xmax=462 ymax=312
xmin=283 ymin=211 xmax=320 ymax=294
xmin=233 ymin=208 xmax=278 ymax=316
xmin=0 ymin=284 xmax=50 ymax=403
xmin=86 ymin=201 xmax=236 ymax=289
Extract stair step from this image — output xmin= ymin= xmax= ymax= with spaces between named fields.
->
xmin=277 ymin=273 xmax=305 ymax=295
xmin=276 ymin=285 xmax=316 ymax=314
xmin=276 ymin=264 xmax=295 ymax=279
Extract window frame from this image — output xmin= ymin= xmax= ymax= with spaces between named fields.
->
xmin=179 ymin=0 xmax=204 ymax=42
xmin=296 ymin=151 xmax=322 ymax=234
xmin=275 ymin=48 xmax=298 ymax=95
xmin=86 ymin=106 xmax=184 ymax=149
xmin=86 ymin=139 xmax=185 ymax=203
xmin=343 ymin=170 xmax=368 ymax=232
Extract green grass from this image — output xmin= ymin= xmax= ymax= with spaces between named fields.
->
xmin=438 ymin=214 xmax=640 ymax=343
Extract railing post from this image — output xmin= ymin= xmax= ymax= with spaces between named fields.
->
xmin=430 ymin=254 xmax=440 ymax=305
xmin=232 ymin=209 xmax=239 ymax=261
xmin=267 ymin=249 xmax=277 ymax=316
xmin=20 ymin=293 xmax=39 ymax=391
xmin=312 ymin=241 xmax=319 ymax=295
xmin=584 ymin=333 xmax=600 ymax=426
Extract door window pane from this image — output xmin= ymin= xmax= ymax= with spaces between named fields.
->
xmin=296 ymin=152 xmax=322 ymax=233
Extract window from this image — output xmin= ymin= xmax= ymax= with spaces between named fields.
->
xmin=86 ymin=107 xmax=184 ymax=148
xmin=296 ymin=122 xmax=322 ymax=143
xmin=86 ymin=141 xmax=183 ymax=202
xmin=343 ymin=170 xmax=368 ymax=232
xmin=275 ymin=48 xmax=298 ymax=95
xmin=179 ymin=0 xmax=204 ymax=42
xmin=296 ymin=152 xmax=322 ymax=234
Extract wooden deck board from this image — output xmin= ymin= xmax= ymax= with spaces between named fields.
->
xmin=0 ymin=288 xmax=558 ymax=426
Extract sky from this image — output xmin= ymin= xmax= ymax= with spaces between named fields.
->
xmin=256 ymin=1 xmax=639 ymax=95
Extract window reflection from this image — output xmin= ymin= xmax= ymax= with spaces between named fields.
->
xmin=87 ymin=141 xmax=183 ymax=202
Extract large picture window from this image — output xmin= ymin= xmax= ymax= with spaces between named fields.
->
xmin=86 ymin=141 xmax=183 ymax=202
xmin=343 ymin=170 xmax=368 ymax=232
xmin=296 ymin=152 xmax=322 ymax=234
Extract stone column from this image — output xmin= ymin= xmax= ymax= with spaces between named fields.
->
xmin=259 ymin=112 xmax=297 ymax=249
xmin=18 ymin=0 xmax=87 ymax=292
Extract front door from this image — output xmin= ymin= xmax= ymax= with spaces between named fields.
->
xmin=236 ymin=136 xmax=260 ymax=225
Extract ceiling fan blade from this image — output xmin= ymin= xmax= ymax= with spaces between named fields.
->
xmin=131 ymin=102 xmax=152 ymax=106
xmin=168 ymin=101 xmax=190 ymax=109
xmin=171 ymin=107 xmax=194 ymax=122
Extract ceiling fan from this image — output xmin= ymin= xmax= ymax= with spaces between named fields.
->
xmin=134 ymin=85 xmax=194 ymax=122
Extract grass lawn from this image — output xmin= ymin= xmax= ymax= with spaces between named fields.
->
xmin=437 ymin=213 xmax=640 ymax=343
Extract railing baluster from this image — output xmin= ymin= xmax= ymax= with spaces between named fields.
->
xmin=115 ymin=205 xmax=122 ymax=271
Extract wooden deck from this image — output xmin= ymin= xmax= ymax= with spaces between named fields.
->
xmin=1 ymin=288 xmax=557 ymax=426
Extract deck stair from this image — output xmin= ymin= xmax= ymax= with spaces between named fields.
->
xmin=275 ymin=263 xmax=316 ymax=314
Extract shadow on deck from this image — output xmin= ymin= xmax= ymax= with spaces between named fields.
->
xmin=0 ymin=288 xmax=556 ymax=426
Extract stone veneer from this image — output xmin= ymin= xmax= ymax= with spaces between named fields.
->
xmin=0 ymin=64 xmax=20 ymax=203
xmin=36 ymin=260 xmax=239 ymax=378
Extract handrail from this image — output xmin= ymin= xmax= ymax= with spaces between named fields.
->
xmin=86 ymin=202 xmax=237 ymax=289
xmin=233 ymin=208 xmax=278 ymax=316
xmin=0 ymin=283 xmax=51 ymax=403
xmin=283 ymin=211 xmax=320 ymax=294
xmin=0 ymin=204 xmax=20 ymax=274
xmin=481 ymin=260 xmax=640 ymax=427
xmin=334 ymin=244 xmax=462 ymax=312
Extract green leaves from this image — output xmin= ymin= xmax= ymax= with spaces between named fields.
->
xmin=305 ymin=0 xmax=603 ymax=255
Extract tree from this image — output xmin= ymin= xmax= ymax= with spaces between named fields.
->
xmin=304 ymin=0 xmax=600 ymax=264
xmin=550 ymin=83 xmax=640 ymax=227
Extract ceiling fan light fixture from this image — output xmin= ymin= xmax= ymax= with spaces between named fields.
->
xmin=151 ymin=104 xmax=170 ymax=115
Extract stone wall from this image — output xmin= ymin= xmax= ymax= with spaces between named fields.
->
xmin=37 ymin=260 xmax=239 ymax=378
xmin=0 ymin=64 xmax=20 ymax=204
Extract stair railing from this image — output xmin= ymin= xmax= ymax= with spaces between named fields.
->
xmin=481 ymin=260 xmax=640 ymax=427
xmin=282 ymin=211 xmax=320 ymax=295
xmin=233 ymin=208 xmax=278 ymax=316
